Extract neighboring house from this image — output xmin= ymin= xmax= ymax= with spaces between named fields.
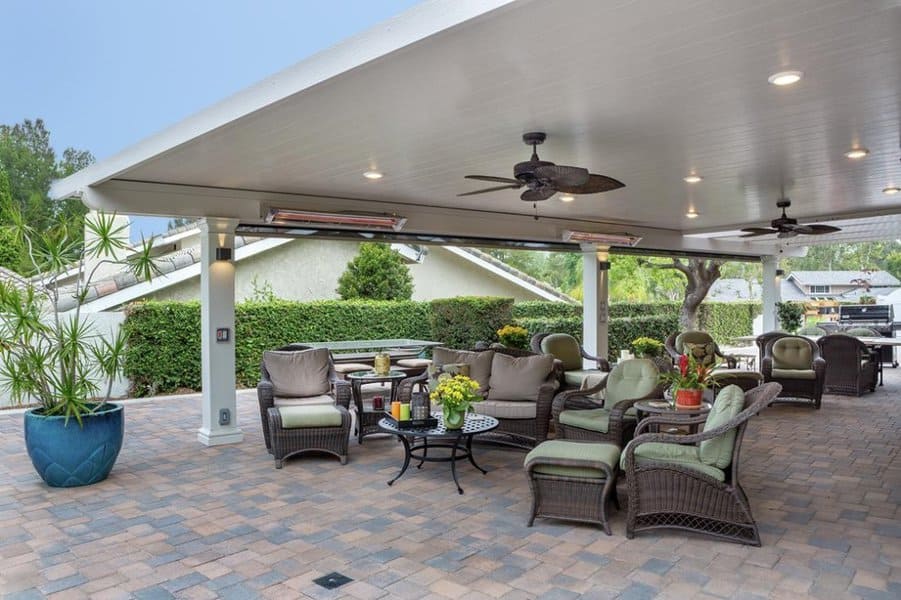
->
xmin=42 ymin=218 xmax=575 ymax=314
xmin=780 ymin=270 xmax=900 ymax=302
xmin=707 ymin=278 xmax=761 ymax=302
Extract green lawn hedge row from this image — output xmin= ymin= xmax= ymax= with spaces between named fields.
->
xmin=123 ymin=297 xmax=760 ymax=396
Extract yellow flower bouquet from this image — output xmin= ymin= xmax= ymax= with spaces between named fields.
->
xmin=430 ymin=374 xmax=481 ymax=429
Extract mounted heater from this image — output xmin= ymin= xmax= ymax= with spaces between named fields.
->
xmin=265 ymin=209 xmax=407 ymax=232
xmin=562 ymin=230 xmax=642 ymax=247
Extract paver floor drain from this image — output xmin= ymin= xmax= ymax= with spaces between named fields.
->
xmin=313 ymin=571 xmax=353 ymax=589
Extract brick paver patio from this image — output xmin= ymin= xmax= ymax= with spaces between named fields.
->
xmin=1 ymin=375 xmax=899 ymax=599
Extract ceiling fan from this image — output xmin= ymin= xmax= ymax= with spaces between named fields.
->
xmin=740 ymin=199 xmax=841 ymax=238
xmin=459 ymin=132 xmax=625 ymax=202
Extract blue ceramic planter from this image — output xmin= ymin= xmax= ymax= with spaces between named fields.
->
xmin=24 ymin=403 xmax=124 ymax=487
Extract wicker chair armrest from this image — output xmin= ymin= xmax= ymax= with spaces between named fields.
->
xmin=266 ymin=406 xmax=284 ymax=432
xmin=257 ymin=379 xmax=275 ymax=411
xmin=813 ymin=356 xmax=826 ymax=379
xmin=580 ymin=347 xmax=610 ymax=371
xmin=331 ymin=378 xmax=351 ymax=408
xmin=395 ymin=371 xmax=429 ymax=403
xmin=634 ymin=413 xmax=709 ymax=436
xmin=551 ymin=391 xmax=604 ymax=423
xmin=761 ymin=356 xmax=773 ymax=379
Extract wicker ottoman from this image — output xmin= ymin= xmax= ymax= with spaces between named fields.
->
xmin=266 ymin=404 xmax=351 ymax=468
xmin=524 ymin=440 xmax=621 ymax=534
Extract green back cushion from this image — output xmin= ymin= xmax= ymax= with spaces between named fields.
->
xmin=675 ymin=331 xmax=713 ymax=352
xmin=540 ymin=334 xmax=583 ymax=371
xmin=772 ymin=337 xmax=813 ymax=370
xmin=427 ymin=362 xmax=470 ymax=392
xmin=683 ymin=341 xmax=717 ymax=367
xmin=798 ymin=326 xmax=826 ymax=336
xmin=846 ymin=327 xmax=878 ymax=337
xmin=699 ymin=385 xmax=745 ymax=468
xmin=606 ymin=358 xmax=658 ymax=404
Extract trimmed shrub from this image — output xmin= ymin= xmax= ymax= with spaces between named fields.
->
xmin=609 ymin=302 xmax=681 ymax=319
xmin=699 ymin=302 xmax=761 ymax=342
xmin=512 ymin=301 xmax=580 ymax=319
xmin=429 ymin=297 xmax=513 ymax=350
xmin=336 ymin=243 xmax=413 ymax=300
xmin=609 ymin=316 xmax=679 ymax=360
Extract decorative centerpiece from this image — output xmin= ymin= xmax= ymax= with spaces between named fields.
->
xmin=497 ymin=324 xmax=529 ymax=350
xmin=430 ymin=374 xmax=481 ymax=429
xmin=631 ymin=336 xmax=664 ymax=358
xmin=373 ymin=351 xmax=391 ymax=375
xmin=659 ymin=354 xmax=714 ymax=408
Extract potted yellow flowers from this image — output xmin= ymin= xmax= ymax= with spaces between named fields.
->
xmin=430 ymin=374 xmax=481 ymax=429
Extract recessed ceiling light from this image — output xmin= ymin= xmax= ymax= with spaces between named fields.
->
xmin=363 ymin=170 xmax=383 ymax=180
xmin=768 ymin=70 xmax=803 ymax=86
xmin=683 ymin=174 xmax=703 ymax=184
xmin=559 ymin=194 xmax=575 ymax=203
xmin=686 ymin=209 xmax=699 ymax=219
xmin=884 ymin=186 xmax=901 ymax=195
xmin=844 ymin=148 xmax=870 ymax=159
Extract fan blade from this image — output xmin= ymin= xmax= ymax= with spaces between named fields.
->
xmin=791 ymin=225 xmax=816 ymax=235
xmin=533 ymin=165 xmax=589 ymax=187
xmin=556 ymin=174 xmax=626 ymax=194
xmin=777 ymin=230 xmax=799 ymax=239
xmin=464 ymin=175 xmax=521 ymax=184
xmin=457 ymin=184 xmax=521 ymax=197
xmin=739 ymin=227 xmax=779 ymax=237
xmin=805 ymin=224 xmax=842 ymax=235
xmin=520 ymin=187 xmax=557 ymax=202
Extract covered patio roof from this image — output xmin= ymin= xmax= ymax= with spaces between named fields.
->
xmin=50 ymin=0 xmax=901 ymax=258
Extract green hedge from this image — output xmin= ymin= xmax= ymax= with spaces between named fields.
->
xmin=609 ymin=302 xmax=681 ymax=319
xmin=512 ymin=301 xmax=580 ymax=319
xmin=124 ymin=300 xmax=430 ymax=396
xmin=515 ymin=316 xmax=582 ymax=341
xmin=429 ymin=297 xmax=513 ymax=350
xmin=698 ymin=302 xmax=760 ymax=342
xmin=609 ymin=315 xmax=680 ymax=359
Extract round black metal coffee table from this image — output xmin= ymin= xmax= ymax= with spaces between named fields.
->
xmin=378 ymin=413 xmax=499 ymax=494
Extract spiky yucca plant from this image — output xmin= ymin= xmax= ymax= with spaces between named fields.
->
xmin=0 ymin=210 xmax=158 ymax=423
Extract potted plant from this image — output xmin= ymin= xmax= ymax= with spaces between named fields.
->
xmin=497 ymin=324 xmax=529 ymax=350
xmin=430 ymin=373 xmax=481 ymax=429
xmin=0 ymin=210 xmax=157 ymax=487
xmin=659 ymin=354 xmax=715 ymax=408
xmin=631 ymin=336 xmax=664 ymax=358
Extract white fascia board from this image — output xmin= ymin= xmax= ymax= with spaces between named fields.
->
xmin=73 ymin=237 xmax=292 ymax=313
xmin=49 ymin=0 xmax=516 ymax=200
xmin=442 ymin=246 xmax=565 ymax=303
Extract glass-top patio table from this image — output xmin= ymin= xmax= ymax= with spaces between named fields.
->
xmin=300 ymin=339 xmax=442 ymax=362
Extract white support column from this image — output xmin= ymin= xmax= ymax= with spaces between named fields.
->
xmin=761 ymin=255 xmax=782 ymax=332
xmin=582 ymin=245 xmax=610 ymax=366
xmin=198 ymin=218 xmax=243 ymax=446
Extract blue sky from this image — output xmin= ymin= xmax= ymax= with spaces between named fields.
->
xmin=1 ymin=0 xmax=422 ymax=240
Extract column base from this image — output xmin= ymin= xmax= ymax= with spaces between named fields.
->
xmin=197 ymin=427 xmax=244 ymax=446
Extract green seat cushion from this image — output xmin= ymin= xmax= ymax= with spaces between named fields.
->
xmin=699 ymin=385 xmax=744 ymax=468
xmin=620 ymin=442 xmax=726 ymax=482
xmin=771 ymin=368 xmax=816 ymax=380
xmin=710 ymin=369 xmax=762 ymax=381
xmin=540 ymin=334 xmax=583 ymax=371
xmin=564 ymin=369 xmax=605 ymax=388
xmin=277 ymin=405 xmax=343 ymax=428
xmin=559 ymin=408 xmax=611 ymax=433
xmin=525 ymin=440 xmax=620 ymax=479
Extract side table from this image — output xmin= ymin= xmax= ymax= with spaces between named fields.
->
xmin=347 ymin=370 xmax=408 ymax=444
xmin=633 ymin=400 xmax=712 ymax=434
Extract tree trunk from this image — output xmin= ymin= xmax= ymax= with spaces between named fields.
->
xmin=642 ymin=257 xmax=724 ymax=330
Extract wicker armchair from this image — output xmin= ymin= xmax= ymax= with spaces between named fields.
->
xmin=531 ymin=332 xmax=611 ymax=391
xmin=754 ymin=331 xmax=788 ymax=367
xmin=257 ymin=345 xmax=351 ymax=452
xmin=817 ymin=334 xmax=878 ymax=396
xmin=551 ymin=358 xmax=667 ymax=448
xmin=664 ymin=331 xmax=738 ymax=368
xmin=623 ymin=382 xmax=782 ymax=546
xmin=761 ymin=336 xmax=826 ymax=409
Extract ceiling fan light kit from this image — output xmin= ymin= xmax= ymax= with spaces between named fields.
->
xmin=460 ymin=132 xmax=625 ymax=201
xmin=265 ymin=209 xmax=406 ymax=231
xmin=563 ymin=230 xmax=642 ymax=247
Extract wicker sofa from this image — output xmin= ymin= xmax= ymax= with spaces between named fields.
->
xmin=397 ymin=345 xmax=559 ymax=449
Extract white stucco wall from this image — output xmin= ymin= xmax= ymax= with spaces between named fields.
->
xmin=146 ymin=240 xmax=549 ymax=303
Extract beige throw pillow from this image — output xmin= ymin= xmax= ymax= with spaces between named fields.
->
xmin=264 ymin=348 xmax=331 ymax=397
xmin=487 ymin=352 xmax=555 ymax=402
xmin=432 ymin=347 xmax=494 ymax=395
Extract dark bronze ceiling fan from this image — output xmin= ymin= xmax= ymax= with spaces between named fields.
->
xmin=459 ymin=132 xmax=625 ymax=202
xmin=741 ymin=199 xmax=841 ymax=238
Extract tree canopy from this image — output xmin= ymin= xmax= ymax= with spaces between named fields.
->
xmin=336 ymin=243 xmax=414 ymax=301
xmin=0 ymin=119 xmax=95 ymax=274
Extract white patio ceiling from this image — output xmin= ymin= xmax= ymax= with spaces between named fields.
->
xmin=52 ymin=0 xmax=901 ymax=258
